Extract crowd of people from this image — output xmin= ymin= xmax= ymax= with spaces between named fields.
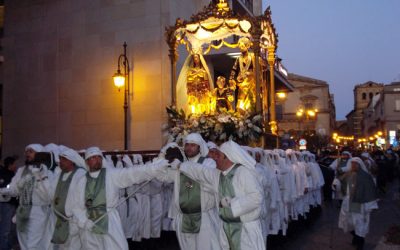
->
xmin=0 ymin=134 xmax=395 ymax=250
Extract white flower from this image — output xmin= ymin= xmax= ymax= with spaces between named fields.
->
xmin=219 ymin=133 xmax=226 ymax=140
xmin=253 ymin=126 xmax=262 ymax=133
xmin=218 ymin=115 xmax=230 ymax=123
xmin=252 ymin=115 xmax=262 ymax=122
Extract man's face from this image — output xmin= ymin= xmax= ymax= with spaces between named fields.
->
xmin=8 ymin=162 xmax=17 ymax=172
xmin=208 ymin=148 xmax=225 ymax=171
xmin=342 ymin=154 xmax=349 ymax=160
xmin=25 ymin=148 xmax=36 ymax=163
xmin=184 ymin=143 xmax=200 ymax=158
xmin=59 ymin=157 xmax=74 ymax=172
xmin=86 ymin=155 xmax=103 ymax=172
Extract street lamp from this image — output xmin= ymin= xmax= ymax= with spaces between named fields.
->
xmin=296 ymin=107 xmax=318 ymax=138
xmin=113 ymin=42 xmax=131 ymax=150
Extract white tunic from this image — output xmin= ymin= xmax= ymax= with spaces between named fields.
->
xmin=5 ymin=165 xmax=52 ymax=250
xmin=72 ymin=163 xmax=163 ymax=250
xmin=180 ymin=163 xmax=265 ymax=250
xmin=338 ymin=184 xmax=378 ymax=237
xmin=156 ymin=156 xmax=222 ymax=250
xmin=38 ymin=167 xmax=87 ymax=250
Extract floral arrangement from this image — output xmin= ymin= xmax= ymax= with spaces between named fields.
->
xmin=164 ymin=106 xmax=264 ymax=145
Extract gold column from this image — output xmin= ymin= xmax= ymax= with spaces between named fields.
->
xmin=168 ymin=44 xmax=178 ymax=106
xmin=267 ymin=45 xmax=277 ymax=136
xmin=254 ymin=47 xmax=262 ymax=113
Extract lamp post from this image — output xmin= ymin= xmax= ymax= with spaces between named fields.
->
xmin=296 ymin=107 xmax=318 ymax=138
xmin=113 ymin=42 xmax=131 ymax=150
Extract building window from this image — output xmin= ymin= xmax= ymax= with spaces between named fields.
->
xmin=369 ymin=92 xmax=373 ymax=99
xmin=362 ymin=93 xmax=366 ymax=100
xmin=304 ymin=102 xmax=314 ymax=110
xmin=396 ymin=100 xmax=400 ymax=111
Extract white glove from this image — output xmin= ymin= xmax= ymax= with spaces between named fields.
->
xmin=151 ymin=158 xmax=169 ymax=167
xmin=84 ymin=220 xmax=95 ymax=231
xmin=31 ymin=167 xmax=42 ymax=179
xmin=220 ymin=196 xmax=232 ymax=208
xmin=169 ymin=159 xmax=181 ymax=170
xmin=331 ymin=178 xmax=340 ymax=191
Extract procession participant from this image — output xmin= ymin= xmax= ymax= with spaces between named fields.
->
xmin=73 ymin=147 xmax=168 ymax=250
xmin=306 ymin=152 xmax=325 ymax=206
xmin=37 ymin=147 xmax=87 ymax=249
xmin=285 ymin=149 xmax=308 ymax=219
xmin=330 ymin=151 xmax=352 ymax=202
xmin=330 ymin=151 xmax=352 ymax=173
xmin=155 ymin=134 xmax=221 ymax=250
xmin=176 ymin=140 xmax=265 ymax=250
xmin=338 ymin=157 xmax=378 ymax=250
xmin=360 ymin=152 xmax=378 ymax=178
xmin=0 ymin=144 xmax=53 ymax=250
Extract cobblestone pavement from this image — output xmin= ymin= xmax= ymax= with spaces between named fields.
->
xmin=128 ymin=181 xmax=400 ymax=250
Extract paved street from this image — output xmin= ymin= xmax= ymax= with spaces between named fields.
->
xmin=129 ymin=181 xmax=400 ymax=250
xmin=267 ymin=181 xmax=400 ymax=250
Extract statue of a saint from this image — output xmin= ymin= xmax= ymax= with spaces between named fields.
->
xmin=213 ymin=76 xmax=234 ymax=112
xmin=229 ymin=37 xmax=256 ymax=113
xmin=176 ymin=53 xmax=214 ymax=115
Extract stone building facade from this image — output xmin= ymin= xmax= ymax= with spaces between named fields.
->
xmin=362 ymin=82 xmax=400 ymax=147
xmin=277 ymin=73 xmax=336 ymax=139
xmin=346 ymin=81 xmax=384 ymax=138
xmin=2 ymin=0 xmax=262 ymax=155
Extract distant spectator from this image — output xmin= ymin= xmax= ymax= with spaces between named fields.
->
xmin=0 ymin=156 xmax=18 ymax=250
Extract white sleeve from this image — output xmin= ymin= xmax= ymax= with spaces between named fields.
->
xmin=35 ymin=169 xmax=58 ymax=202
xmin=329 ymin=159 xmax=338 ymax=171
xmin=71 ymin=176 xmax=90 ymax=228
xmin=3 ymin=167 xmax=24 ymax=196
xmin=230 ymin=168 xmax=263 ymax=218
xmin=110 ymin=161 xmax=167 ymax=189
xmin=179 ymin=161 xmax=219 ymax=194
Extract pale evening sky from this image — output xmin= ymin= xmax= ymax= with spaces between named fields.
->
xmin=262 ymin=0 xmax=400 ymax=120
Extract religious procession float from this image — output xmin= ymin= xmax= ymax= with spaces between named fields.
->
xmin=164 ymin=0 xmax=289 ymax=147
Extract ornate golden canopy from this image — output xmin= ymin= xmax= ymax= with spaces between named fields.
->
xmin=166 ymin=1 xmax=278 ymax=56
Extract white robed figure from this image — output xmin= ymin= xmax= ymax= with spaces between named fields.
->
xmin=177 ymin=140 xmax=265 ymax=250
xmin=0 ymin=144 xmax=53 ymax=250
xmin=37 ymin=147 xmax=87 ymax=250
xmin=338 ymin=157 xmax=378 ymax=249
xmin=154 ymin=134 xmax=222 ymax=250
xmin=72 ymin=147 xmax=168 ymax=250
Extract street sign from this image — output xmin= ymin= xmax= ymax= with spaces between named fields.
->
xmin=299 ymin=139 xmax=307 ymax=146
